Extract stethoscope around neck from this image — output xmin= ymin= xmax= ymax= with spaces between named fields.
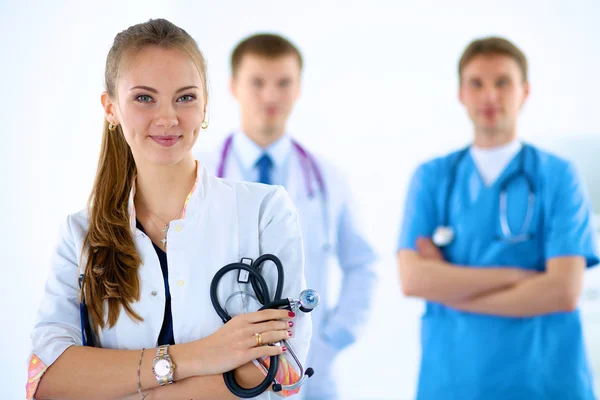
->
xmin=432 ymin=144 xmax=537 ymax=247
xmin=217 ymin=133 xmax=332 ymax=252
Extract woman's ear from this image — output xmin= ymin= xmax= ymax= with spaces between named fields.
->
xmin=101 ymin=92 xmax=118 ymax=125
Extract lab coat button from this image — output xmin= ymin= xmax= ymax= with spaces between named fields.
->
xmin=151 ymin=291 xmax=157 ymax=297
xmin=177 ymin=280 xmax=184 ymax=287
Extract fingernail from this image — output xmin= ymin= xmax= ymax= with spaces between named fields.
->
xmin=288 ymin=321 xmax=294 ymax=327
xmin=288 ymin=311 xmax=296 ymax=317
xmin=282 ymin=346 xmax=287 ymax=352
xmin=288 ymin=331 xmax=293 ymax=337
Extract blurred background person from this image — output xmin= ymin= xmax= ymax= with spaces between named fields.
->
xmin=197 ymin=33 xmax=377 ymax=400
xmin=397 ymin=37 xmax=599 ymax=400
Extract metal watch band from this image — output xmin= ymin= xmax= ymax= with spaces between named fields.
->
xmin=154 ymin=345 xmax=174 ymax=386
xmin=157 ymin=344 xmax=169 ymax=358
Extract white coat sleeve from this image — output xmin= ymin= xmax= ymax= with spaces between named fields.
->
xmin=323 ymin=173 xmax=377 ymax=351
xmin=257 ymin=186 xmax=312 ymax=397
xmin=27 ymin=215 xmax=82 ymax=399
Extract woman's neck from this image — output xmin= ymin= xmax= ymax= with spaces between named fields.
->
xmin=134 ymin=156 xmax=197 ymax=222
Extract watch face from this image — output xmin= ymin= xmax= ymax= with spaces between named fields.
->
xmin=154 ymin=359 xmax=171 ymax=377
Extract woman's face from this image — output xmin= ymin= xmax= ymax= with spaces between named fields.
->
xmin=102 ymin=46 xmax=206 ymax=166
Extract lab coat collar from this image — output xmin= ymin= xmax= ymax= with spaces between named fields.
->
xmin=233 ymin=130 xmax=292 ymax=171
xmin=127 ymin=161 xmax=204 ymax=234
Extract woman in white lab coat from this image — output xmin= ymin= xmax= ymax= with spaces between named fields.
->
xmin=26 ymin=19 xmax=311 ymax=400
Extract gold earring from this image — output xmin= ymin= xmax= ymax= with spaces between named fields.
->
xmin=108 ymin=122 xmax=118 ymax=132
xmin=201 ymin=120 xmax=209 ymax=130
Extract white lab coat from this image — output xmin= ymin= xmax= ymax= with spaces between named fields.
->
xmin=197 ymin=133 xmax=377 ymax=400
xmin=29 ymin=163 xmax=312 ymax=400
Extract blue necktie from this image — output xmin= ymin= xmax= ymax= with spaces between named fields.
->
xmin=255 ymin=153 xmax=273 ymax=185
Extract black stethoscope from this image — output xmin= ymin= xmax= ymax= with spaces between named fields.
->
xmin=432 ymin=144 xmax=537 ymax=247
xmin=79 ymin=254 xmax=320 ymax=398
xmin=217 ymin=134 xmax=332 ymax=252
xmin=210 ymin=254 xmax=319 ymax=398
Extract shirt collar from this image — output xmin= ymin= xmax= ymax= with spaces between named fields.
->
xmin=127 ymin=161 xmax=204 ymax=234
xmin=470 ymin=139 xmax=522 ymax=157
xmin=233 ymin=130 xmax=292 ymax=171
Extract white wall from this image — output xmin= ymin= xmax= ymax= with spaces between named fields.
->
xmin=2 ymin=1 xmax=599 ymax=398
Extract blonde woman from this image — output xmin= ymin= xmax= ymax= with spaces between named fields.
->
xmin=27 ymin=19 xmax=311 ymax=400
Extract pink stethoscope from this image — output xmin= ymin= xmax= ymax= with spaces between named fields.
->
xmin=216 ymin=134 xmax=331 ymax=251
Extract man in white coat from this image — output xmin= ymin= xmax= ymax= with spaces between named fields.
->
xmin=196 ymin=33 xmax=377 ymax=399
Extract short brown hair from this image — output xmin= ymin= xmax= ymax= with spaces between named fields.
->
xmin=231 ymin=33 xmax=303 ymax=76
xmin=458 ymin=36 xmax=528 ymax=82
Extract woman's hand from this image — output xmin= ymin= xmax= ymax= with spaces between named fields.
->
xmin=194 ymin=309 xmax=293 ymax=376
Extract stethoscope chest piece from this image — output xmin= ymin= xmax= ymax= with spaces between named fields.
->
xmin=432 ymin=226 xmax=455 ymax=247
xmin=298 ymin=289 xmax=320 ymax=313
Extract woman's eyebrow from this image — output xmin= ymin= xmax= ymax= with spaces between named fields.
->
xmin=129 ymin=85 xmax=199 ymax=93
xmin=130 ymin=85 xmax=158 ymax=93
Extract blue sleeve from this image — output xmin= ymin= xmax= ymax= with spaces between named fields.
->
xmin=397 ymin=163 xmax=439 ymax=251
xmin=545 ymin=161 xmax=599 ymax=268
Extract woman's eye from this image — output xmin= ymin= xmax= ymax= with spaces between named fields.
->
xmin=177 ymin=94 xmax=195 ymax=102
xmin=136 ymin=95 xmax=153 ymax=103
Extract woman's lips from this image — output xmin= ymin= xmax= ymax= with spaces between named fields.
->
xmin=150 ymin=135 xmax=181 ymax=147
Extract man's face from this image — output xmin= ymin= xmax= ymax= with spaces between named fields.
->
xmin=231 ymin=53 xmax=301 ymax=135
xmin=459 ymin=54 xmax=529 ymax=136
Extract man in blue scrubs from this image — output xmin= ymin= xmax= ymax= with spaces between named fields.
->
xmin=397 ymin=36 xmax=599 ymax=399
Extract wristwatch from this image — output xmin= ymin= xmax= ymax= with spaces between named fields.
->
xmin=152 ymin=345 xmax=176 ymax=385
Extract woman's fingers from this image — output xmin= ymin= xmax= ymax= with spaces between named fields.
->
xmin=244 ymin=309 xmax=294 ymax=323
xmin=245 ymin=319 xmax=290 ymax=336
xmin=248 ymin=329 xmax=290 ymax=348
xmin=249 ymin=344 xmax=286 ymax=360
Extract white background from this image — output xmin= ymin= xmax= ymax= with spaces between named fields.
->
xmin=2 ymin=1 xmax=600 ymax=399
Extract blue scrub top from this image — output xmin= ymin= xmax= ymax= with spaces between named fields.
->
xmin=398 ymin=144 xmax=599 ymax=400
